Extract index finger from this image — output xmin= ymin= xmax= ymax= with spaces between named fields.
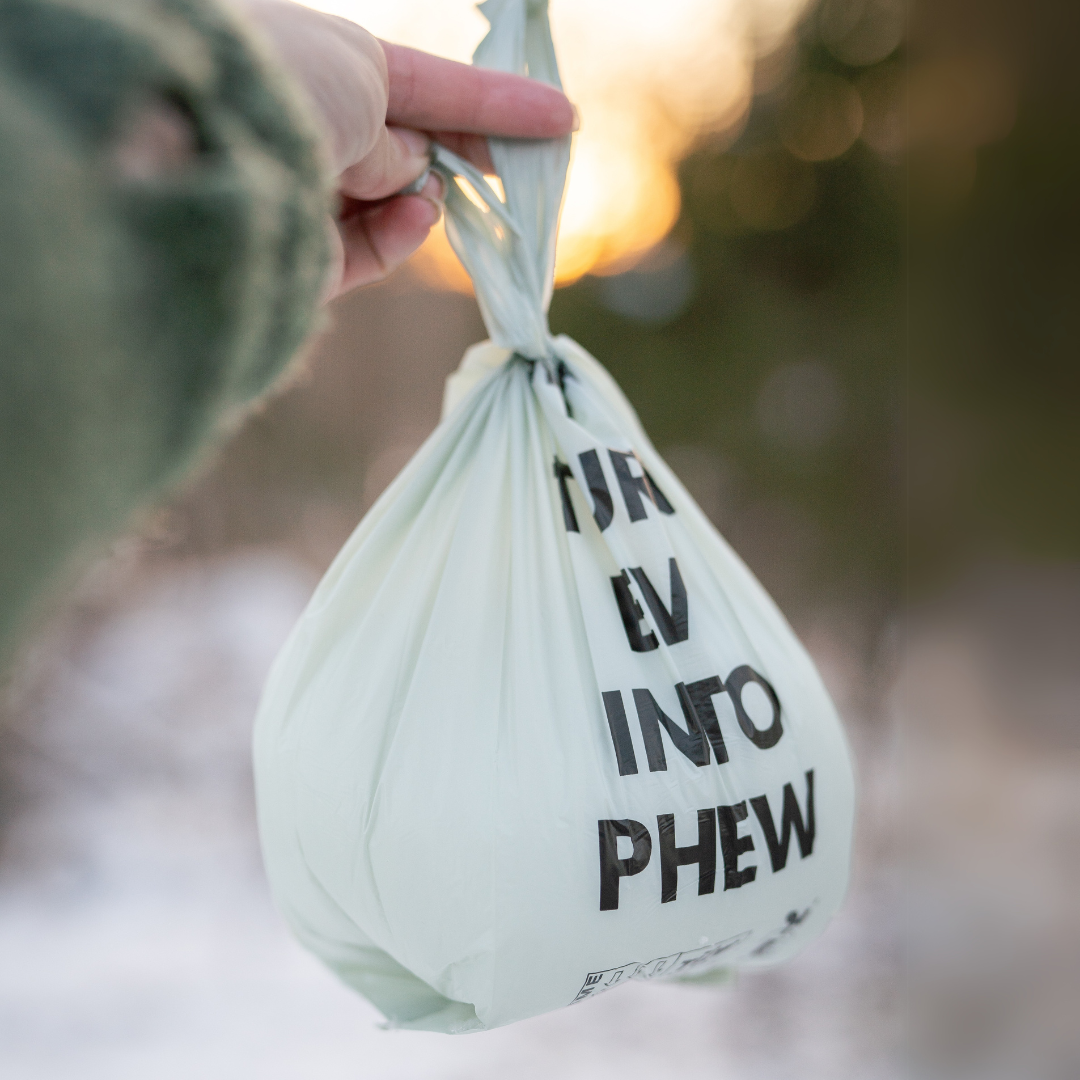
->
xmin=380 ymin=41 xmax=575 ymax=138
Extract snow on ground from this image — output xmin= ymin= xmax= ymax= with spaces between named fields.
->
xmin=0 ymin=553 xmax=898 ymax=1080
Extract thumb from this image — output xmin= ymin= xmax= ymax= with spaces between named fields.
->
xmin=338 ymin=126 xmax=431 ymax=202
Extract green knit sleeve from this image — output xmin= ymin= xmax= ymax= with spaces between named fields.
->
xmin=0 ymin=0 xmax=333 ymax=662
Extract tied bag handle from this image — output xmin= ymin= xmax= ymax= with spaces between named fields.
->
xmin=425 ymin=0 xmax=573 ymax=373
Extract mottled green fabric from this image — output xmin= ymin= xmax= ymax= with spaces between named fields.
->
xmin=0 ymin=0 xmax=331 ymax=663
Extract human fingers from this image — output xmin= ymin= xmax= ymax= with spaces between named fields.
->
xmin=239 ymin=0 xmax=387 ymax=174
xmin=381 ymin=41 xmax=576 ymax=138
xmin=430 ymin=132 xmax=495 ymax=175
xmin=331 ymin=173 xmax=445 ymax=296
xmin=338 ymin=125 xmax=431 ymax=202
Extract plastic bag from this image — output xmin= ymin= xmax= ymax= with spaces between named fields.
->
xmin=254 ymin=0 xmax=855 ymax=1034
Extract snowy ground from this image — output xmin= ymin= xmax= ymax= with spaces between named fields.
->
xmin=1 ymin=552 xmax=899 ymax=1079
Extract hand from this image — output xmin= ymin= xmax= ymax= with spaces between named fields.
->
xmin=237 ymin=1 xmax=576 ymax=300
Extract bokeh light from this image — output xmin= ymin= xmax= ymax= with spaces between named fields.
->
xmin=778 ymin=72 xmax=864 ymax=162
xmin=300 ymin=0 xmax=814 ymax=287
xmin=817 ymin=0 xmax=904 ymax=67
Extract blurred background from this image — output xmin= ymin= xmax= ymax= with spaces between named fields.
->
xmin=1 ymin=0 xmax=1077 ymax=1076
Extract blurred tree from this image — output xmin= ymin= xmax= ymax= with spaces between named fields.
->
xmin=553 ymin=0 xmax=1080 ymax=623
xmin=551 ymin=1 xmax=904 ymax=625
xmin=908 ymin=0 xmax=1080 ymax=584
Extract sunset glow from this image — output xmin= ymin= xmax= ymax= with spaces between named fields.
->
xmin=302 ymin=0 xmax=813 ymax=288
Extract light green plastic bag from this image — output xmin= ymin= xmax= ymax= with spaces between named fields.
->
xmin=254 ymin=0 xmax=855 ymax=1034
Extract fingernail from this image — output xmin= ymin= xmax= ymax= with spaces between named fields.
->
xmin=418 ymin=172 xmax=444 ymax=226
xmin=390 ymin=126 xmax=432 ymax=165
xmin=423 ymin=171 xmax=446 ymax=203
xmin=320 ymin=215 xmax=345 ymax=306
xmin=398 ymin=165 xmax=431 ymax=197
xmin=571 ymin=104 xmax=581 ymax=133
xmin=418 ymin=195 xmax=442 ymax=228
